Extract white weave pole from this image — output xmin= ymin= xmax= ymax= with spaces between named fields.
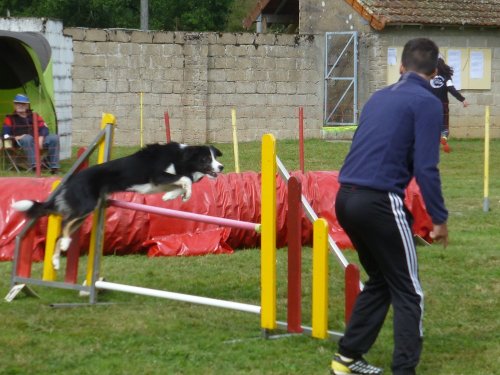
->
xmin=95 ymin=280 xmax=261 ymax=314
xmin=276 ymin=156 xmax=349 ymax=269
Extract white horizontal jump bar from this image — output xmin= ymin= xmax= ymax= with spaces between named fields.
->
xmin=95 ymin=280 xmax=261 ymax=314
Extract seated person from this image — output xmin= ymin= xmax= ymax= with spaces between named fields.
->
xmin=2 ymin=94 xmax=60 ymax=174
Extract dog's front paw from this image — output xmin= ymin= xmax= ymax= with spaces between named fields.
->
xmin=182 ymin=189 xmax=192 ymax=202
xmin=179 ymin=177 xmax=192 ymax=202
xmin=162 ymin=189 xmax=184 ymax=201
xmin=162 ymin=191 xmax=176 ymax=201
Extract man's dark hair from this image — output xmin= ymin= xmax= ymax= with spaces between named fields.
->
xmin=401 ymin=38 xmax=439 ymax=76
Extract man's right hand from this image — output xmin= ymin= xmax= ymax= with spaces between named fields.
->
xmin=430 ymin=223 xmax=448 ymax=248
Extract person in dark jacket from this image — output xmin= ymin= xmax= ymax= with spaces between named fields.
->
xmin=329 ymin=38 xmax=448 ymax=375
xmin=2 ymin=94 xmax=60 ymax=173
xmin=430 ymin=57 xmax=469 ymax=152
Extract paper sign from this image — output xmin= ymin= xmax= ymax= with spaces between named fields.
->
xmin=470 ymin=51 xmax=484 ymax=79
xmin=387 ymin=48 xmax=397 ymax=66
xmin=447 ymin=50 xmax=462 ymax=90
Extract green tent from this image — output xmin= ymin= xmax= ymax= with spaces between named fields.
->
xmin=0 ymin=30 xmax=57 ymax=133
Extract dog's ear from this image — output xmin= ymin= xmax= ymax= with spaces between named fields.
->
xmin=210 ymin=146 xmax=222 ymax=157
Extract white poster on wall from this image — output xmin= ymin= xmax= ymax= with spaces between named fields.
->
xmin=387 ymin=48 xmax=397 ymax=66
xmin=446 ymin=50 xmax=462 ymax=90
xmin=470 ymin=51 xmax=484 ymax=79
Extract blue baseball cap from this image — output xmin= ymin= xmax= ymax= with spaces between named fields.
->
xmin=13 ymin=94 xmax=30 ymax=103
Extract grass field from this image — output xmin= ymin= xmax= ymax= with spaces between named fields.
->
xmin=0 ymin=138 xmax=499 ymax=375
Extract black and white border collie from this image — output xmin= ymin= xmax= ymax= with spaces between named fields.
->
xmin=12 ymin=142 xmax=223 ymax=269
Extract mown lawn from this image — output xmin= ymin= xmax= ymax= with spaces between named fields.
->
xmin=0 ymin=138 xmax=499 ymax=375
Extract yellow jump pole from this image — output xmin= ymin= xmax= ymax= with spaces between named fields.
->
xmin=483 ymin=106 xmax=490 ymax=212
xmin=261 ymin=134 xmax=277 ymax=331
xmin=97 ymin=113 xmax=116 ymax=163
xmin=42 ymin=180 xmax=62 ymax=281
xmin=140 ymin=92 xmax=144 ymax=147
xmin=312 ymin=218 xmax=329 ymax=339
xmin=86 ymin=113 xmax=116 ymax=286
xmin=232 ymin=108 xmax=240 ymax=173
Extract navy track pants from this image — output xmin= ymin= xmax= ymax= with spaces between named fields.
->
xmin=335 ymin=184 xmax=423 ymax=375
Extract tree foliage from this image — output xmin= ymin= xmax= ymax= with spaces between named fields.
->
xmin=0 ymin=0 xmax=239 ymax=31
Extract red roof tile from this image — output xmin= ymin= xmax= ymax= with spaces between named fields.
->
xmin=346 ymin=0 xmax=500 ymax=30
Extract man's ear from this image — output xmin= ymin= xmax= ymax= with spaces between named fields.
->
xmin=399 ymin=64 xmax=406 ymax=74
xmin=430 ymin=67 xmax=438 ymax=79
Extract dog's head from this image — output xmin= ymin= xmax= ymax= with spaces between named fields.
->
xmin=183 ymin=145 xmax=224 ymax=181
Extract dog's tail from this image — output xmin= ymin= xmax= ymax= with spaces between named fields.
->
xmin=12 ymin=200 xmax=54 ymax=219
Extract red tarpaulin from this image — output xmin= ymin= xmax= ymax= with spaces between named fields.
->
xmin=0 ymin=172 xmax=432 ymax=261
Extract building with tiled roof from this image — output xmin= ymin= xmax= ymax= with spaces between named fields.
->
xmin=244 ymin=0 xmax=499 ymax=138
xmin=344 ymin=0 xmax=500 ymax=30
xmin=245 ymin=0 xmax=500 ymax=32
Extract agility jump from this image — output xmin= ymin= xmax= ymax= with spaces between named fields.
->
xmin=6 ymin=118 xmax=280 ymax=333
xmin=7 ymin=114 xmax=356 ymax=340
xmin=86 ymin=196 xmax=266 ymax=316
xmin=87 ymin=174 xmax=270 ymax=318
xmin=78 ymin=133 xmax=278 ymax=332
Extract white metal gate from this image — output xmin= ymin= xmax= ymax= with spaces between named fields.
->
xmin=324 ymin=32 xmax=358 ymax=126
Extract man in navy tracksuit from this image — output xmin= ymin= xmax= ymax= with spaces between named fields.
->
xmin=330 ymin=39 xmax=449 ymax=375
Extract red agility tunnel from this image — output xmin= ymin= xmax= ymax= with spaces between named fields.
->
xmin=0 ymin=172 xmax=432 ymax=261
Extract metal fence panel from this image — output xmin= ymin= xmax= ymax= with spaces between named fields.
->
xmin=324 ymin=32 xmax=358 ymax=126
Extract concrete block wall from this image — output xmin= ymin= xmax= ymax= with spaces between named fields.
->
xmin=65 ymin=28 xmax=324 ymax=146
xmin=42 ymin=20 xmax=73 ymax=159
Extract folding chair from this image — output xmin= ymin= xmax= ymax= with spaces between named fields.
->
xmin=1 ymin=136 xmax=49 ymax=172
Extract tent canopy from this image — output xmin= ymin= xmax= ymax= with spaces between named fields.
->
xmin=0 ymin=30 xmax=57 ymax=132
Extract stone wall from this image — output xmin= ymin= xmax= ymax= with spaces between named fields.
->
xmin=7 ymin=11 xmax=497 ymax=148
xmin=65 ymin=28 xmax=324 ymax=146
